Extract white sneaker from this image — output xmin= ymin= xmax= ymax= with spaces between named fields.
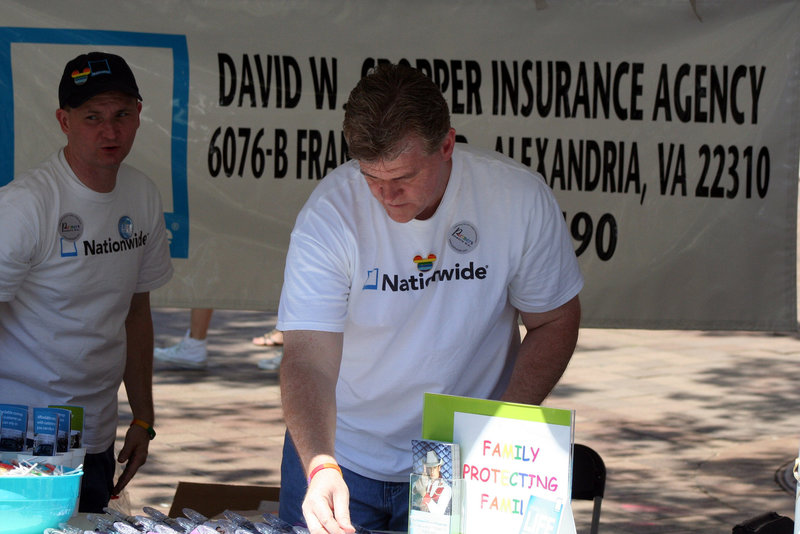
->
xmin=154 ymin=330 xmax=208 ymax=368
xmin=257 ymin=351 xmax=282 ymax=371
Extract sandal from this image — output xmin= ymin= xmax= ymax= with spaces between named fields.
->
xmin=252 ymin=329 xmax=283 ymax=347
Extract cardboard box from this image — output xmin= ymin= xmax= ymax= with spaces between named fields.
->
xmin=168 ymin=481 xmax=280 ymax=518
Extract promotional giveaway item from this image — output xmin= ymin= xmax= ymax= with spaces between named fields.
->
xmin=49 ymin=506 xmax=379 ymax=534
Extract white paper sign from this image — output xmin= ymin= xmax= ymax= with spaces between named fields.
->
xmin=453 ymin=412 xmax=573 ymax=534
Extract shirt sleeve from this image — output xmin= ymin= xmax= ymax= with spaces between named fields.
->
xmin=0 ymin=192 xmax=38 ymax=302
xmin=277 ymin=196 xmax=354 ymax=332
xmin=133 ymin=179 xmax=173 ymax=293
xmin=508 ymin=178 xmax=584 ymax=313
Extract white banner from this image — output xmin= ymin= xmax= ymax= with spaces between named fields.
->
xmin=1 ymin=0 xmax=798 ymax=329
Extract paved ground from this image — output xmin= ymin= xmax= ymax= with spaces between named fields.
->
xmin=114 ymin=308 xmax=800 ymax=533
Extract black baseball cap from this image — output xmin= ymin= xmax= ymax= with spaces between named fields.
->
xmin=58 ymin=51 xmax=142 ymax=109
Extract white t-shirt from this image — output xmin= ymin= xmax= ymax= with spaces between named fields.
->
xmin=0 ymin=150 xmax=173 ymax=453
xmin=278 ymin=144 xmax=583 ymax=481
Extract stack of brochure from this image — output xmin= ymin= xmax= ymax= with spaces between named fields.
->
xmin=0 ymin=403 xmax=85 ymax=468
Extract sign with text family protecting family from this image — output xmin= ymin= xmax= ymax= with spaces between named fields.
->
xmin=422 ymin=393 xmax=575 ymax=534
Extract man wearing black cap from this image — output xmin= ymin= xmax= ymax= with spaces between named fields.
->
xmin=0 ymin=51 xmax=173 ymax=511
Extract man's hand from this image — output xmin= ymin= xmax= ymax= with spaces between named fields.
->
xmin=281 ymin=331 xmax=351 ymax=532
xmin=302 ymin=459 xmax=355 ymax=534
xmin=118 ymin=291 xmax=154 ymax=496
xmin=112 ymin=422 xmax=150 ymax=496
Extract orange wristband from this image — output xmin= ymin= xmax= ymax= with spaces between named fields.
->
xmin=131 ymin=419 xmax=156 ymax=440
xmin=307 ymin=462 xmax=342 ymax=483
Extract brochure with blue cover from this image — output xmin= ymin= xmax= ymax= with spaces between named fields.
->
xmin=47 ymin=407 xmax=72 ymax=453
xmin=32 ymin=407 xmax=59 ymax=456
xmin=49 ymin=405 xmax=84 ymax=450
xmin=0 ymin=404 xmax=28 ymax=452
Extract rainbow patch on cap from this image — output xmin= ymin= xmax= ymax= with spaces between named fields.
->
xmin=413 ymin=254 xmax=437 ymax=272
xmin=71 ymin=67 xmax=91 ymax=86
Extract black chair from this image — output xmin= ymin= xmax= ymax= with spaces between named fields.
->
xmin=732 ymin=512 xmax=794 ymax=533
xmin=571 ymin=443 xmax=606 ymax=534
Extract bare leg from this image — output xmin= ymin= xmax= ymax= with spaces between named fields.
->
xmin=189 ymin=308 xmax=214 ymax=340
xmin=154 ymin=308 xmax=212 ymax=368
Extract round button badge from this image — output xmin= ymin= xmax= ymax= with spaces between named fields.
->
xmin=448 ymin=221 xmax=478 ymax=253
xmin=58 ymin=213 xmax=83 ymax=241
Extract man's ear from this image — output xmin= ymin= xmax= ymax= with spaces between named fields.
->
xmin=440 ymin=128 xmax=456 ymax=159
xmin=55 ymin=108 xmax=70 ymax=135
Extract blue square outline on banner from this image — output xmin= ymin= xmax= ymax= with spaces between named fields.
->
xmin=0 ymin=27 xmax=189 ymax=258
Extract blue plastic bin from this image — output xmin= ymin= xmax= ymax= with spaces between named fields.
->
xmin=0 ymin=469 xmax=82 ymax=534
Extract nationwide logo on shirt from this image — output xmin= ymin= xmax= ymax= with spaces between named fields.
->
xmin=83 ymin=216 xmax=148 ymax=256
xmin=363 ymin=260 xmax=489 ymax=292
xmin=83 ymin=231 xmax=149 ymax=256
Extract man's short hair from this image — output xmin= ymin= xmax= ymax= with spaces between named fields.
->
xmin=343 ymin=63 xmax=451 ymax=162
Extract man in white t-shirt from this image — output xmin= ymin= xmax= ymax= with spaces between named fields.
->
xmin=0 ymin=52 xmax=173 ymax=512
xmin=277 ymin=63 xmax=582 ymax=533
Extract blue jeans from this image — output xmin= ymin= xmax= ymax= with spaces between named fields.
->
xmin=279 ymin=432 xmax=410 ymax=532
